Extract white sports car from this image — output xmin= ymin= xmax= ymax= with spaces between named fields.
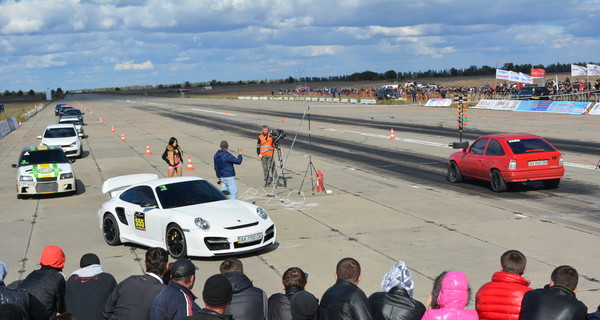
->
xmin=97 ymin=174 xmax=276 ymax=258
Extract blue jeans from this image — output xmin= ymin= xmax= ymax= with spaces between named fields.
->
xmin=220 ymin=176 xmax=237 ymax=199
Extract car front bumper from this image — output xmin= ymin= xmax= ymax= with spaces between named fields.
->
xmin=185 ymin=224 xmax=276 ymax=257
xmin=17 ymin=177 xmax=77 ymax=195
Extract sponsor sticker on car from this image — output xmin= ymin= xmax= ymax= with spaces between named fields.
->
xmin=528 ymin=160 xmax=548 ymax=166
xmin=237 ymin=232 xmax=262 ymax=244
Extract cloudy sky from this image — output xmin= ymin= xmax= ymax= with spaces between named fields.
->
xmin=1 ymin=0 xmax=599 ymax=92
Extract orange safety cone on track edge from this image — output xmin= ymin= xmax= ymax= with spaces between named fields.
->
xmin=99 ymin=117 xmax=103 ymax=124
xmin=111 ymin=125 xmax=115 ymax=132
xmin=186 ymin=156 xmax=195 ymax=171
xmin=121 ymin=132 xmax=126 ymax=142
xmin=389 ymin=128 xmax=396 ymax=140
xmin=145 ymin=145 xmax=152 ymax=155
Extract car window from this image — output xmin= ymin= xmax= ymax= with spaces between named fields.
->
xmin=119 ymin=186 xmax=157 ymax=206
xmin=156 ymin=180 xmax=228 ymax=209
xmin=507 ymin=138 xmax=557 ymax=154
xmin=485 ymin=139 xmax=505 ymax=156
xmin=44 ymin=128 xmax=76 ymax=138
xmin=469 ymin=138 xmax=488 ymax=155
xmin=19 ymin=149 xmax=68 ymax=166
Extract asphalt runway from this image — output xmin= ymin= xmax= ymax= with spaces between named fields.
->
xmin=1 ymin=94 xmax=599 ymax=308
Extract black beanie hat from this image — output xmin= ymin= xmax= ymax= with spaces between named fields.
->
xmin=80 ymin=253 xmax=100 ymax=268
xmin=291 ymin=291 xmax=319 ymax=320
xmin=203 ymin=274 xmax=233 ymax=308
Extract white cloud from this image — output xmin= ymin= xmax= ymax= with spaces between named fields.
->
xmin=115 ymin=60 xmax=154 ymax=70
xmin=24 ymin=54 xmax=67 ymax=68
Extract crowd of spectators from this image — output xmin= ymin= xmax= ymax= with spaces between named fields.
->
xmin=0 ymin=246 xmax=597 ymax=320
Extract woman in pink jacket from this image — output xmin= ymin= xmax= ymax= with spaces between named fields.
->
xmin=422 ymin=271 xmax=479 ymax=320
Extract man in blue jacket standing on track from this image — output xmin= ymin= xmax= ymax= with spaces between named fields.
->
xmin=214 ymin=140 xmax=243 ymax=199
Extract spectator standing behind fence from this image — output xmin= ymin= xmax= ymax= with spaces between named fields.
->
xmin=519 ymin=265 xmax=587 ymax=320
xmin=319 ymin=257 xmax=373 ymax=320
xmin=66 ymin=253 xmax=117 ymax=320
xmin=368 ymin=260 xmax=425 ymax=320
xmin=268 ymin=267 xmax=308 ymax=320
xmin=421 ymin=271 xmax=478 ymax=320
xmin=475 ymin=250 xmax=532 ymax=320
xmin=213 ymin=140 xmax=243 ymax=199
xmin=162 ymin=137 xmax=184 ymax=177
xmin=102 ymin=247 xmax=169 ymax=320
xmin=220 ymin=257 xmax=268 ymax=320
xmin=19 ymin=245 xmax=67 ymax=319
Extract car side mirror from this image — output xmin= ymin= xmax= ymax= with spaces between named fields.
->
xmin=11 ymin=164 xmax=18 ymax=168
xmin=37 ymin=136 xmax=42 ymax=139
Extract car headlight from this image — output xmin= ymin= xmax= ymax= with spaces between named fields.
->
xmin=19 ymin=176 xmax=34 ymax=181
xmin=69 ymin=141 xmax=78 ymax=147
xmin=256 ymin=207 xmax=268 ymax=220
xmin=60 ymin=172 xmax=73 ymax=179
xmin=195 ymin=217 xmax=210 ymax=230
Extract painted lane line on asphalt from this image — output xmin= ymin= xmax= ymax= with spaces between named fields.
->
xmin=324 ymin=128 xmax=597 ymax=170
xmin=191 ymin=108 xmax=236 ymax=116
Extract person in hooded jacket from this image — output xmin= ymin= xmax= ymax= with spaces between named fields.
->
xmin=213 ymin=140 xmax=243 ymax=199
xmin=475 ymin=250 xmax=532 ymax=320
xmin=219 ymin=258 xmax=267 ymax=320
xmin=368 ymin=260 xmax=425 ymax=320
xmin=65 ymin=253 xmax=117 ymax=320
xmin=421 ymin=271 xmax=478 ymax=320
xmin=0 ymin=261 xmax=46 ymax=320
xmin=19 ymin=245 xmax=67 ymax=319
xmin=268 ymin=267 xmax=308 ymax=320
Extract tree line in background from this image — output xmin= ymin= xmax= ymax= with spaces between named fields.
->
xmin=2 ymin=61 xmax=597 ymax=95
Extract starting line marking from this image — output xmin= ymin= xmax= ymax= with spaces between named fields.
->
xmin=324 ymin=128 xmax=598 ymax=170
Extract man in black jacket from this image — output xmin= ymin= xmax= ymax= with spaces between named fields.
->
xmin=182 ymin=274 xmax=234 ymax=320
xmin=150 ymin=259 xmax=201 ymax=320
xmin=268 ymin=267 xmax=308 ymax=320
xmin=519 ymin=265 xmax=587 ymax=320
xmin=319 ymin=257 xmax=373 ymax=320
xmin=19 ymin=245 xmax=67 ymax=319
xmin=66 ymin=253 xmax=117 ymax=320
xmin=220 ymin=257 xmax=267 ymax=320
xmin=102 ymin=247 xmax=169 ymax=320
xmin=0 ymin=261 xmax=46 ymax=320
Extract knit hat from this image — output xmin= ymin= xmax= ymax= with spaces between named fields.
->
xmin=39 ymin=246 xmax=65 ymax=269
xmin=171 ymin=259 xmax=198 ymax=278
xmin=380 ymin=260 xmax=415 ymax=296
xmin=80 ymin=253 xmax=100 ymax=268
xmin=290 ymin=291 xmax=319 ymax=320
xmin=220 ymin=140 xmax=229 ymax=149
xmin=0 ymin=261 xmax=7 ymax=282
xmin=203 ymin=274 xmax=233 ymax=308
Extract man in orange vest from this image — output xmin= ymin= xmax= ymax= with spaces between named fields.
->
xmin=257 ymin=125 xmax=275 ymax=186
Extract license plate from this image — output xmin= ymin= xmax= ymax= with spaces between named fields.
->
xmin=19 ymin=182 xmax=34 ymax=187
xmin=528 ymin=160 xmax=548 ymax=166
xmin=237 ymin=233 xmax=262 ymax=244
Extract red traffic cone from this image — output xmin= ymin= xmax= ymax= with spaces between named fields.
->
xmin=145 ymin=145 xmax=152 ymax=155
xmin=389 ymin=128 xmax=396 ymax=140
xmin=121 ymin=132 xmax=126 ymax=142
xmin=111 ymin=125 xmax=115 ymax=132
xmin=186 ymin=156 xmax=195 ymax=171
xmin=99 ymin=117 xmax=103 ymax=124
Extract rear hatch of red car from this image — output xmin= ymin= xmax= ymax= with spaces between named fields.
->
xmin=506 ymin=138 xmax=562 ymax=171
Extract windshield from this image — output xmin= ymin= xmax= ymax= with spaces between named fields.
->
xmin=44 ymin=127 xmax=76 ymax=138
xmin=156 ymin=180 xmax=228 ymax=209
xmin=507 ymin=138 xmax=557 ymax=154
xmin=60 ymin=119 xmax=81 ymax=126
xmin=19 ymin=149 xmax=69 ymax=166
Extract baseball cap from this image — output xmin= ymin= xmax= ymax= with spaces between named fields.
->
xmin=170 ymin=259 xmax=198 ymax=278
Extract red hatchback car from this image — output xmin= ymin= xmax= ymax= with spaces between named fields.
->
xmin=447 ymin=133 xmax=564 ymax=192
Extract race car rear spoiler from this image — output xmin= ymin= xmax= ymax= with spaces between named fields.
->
xmin=102 ymin=173 xmax=158 ymax=197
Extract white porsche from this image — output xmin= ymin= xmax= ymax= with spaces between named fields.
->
xmin=97 ymin=174 xmax=276 ymax=258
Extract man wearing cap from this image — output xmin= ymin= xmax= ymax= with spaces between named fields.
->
xmin=103 ymin=247 xmax=169 ymax=320
xmin=213 ymin=140 xmax=243 ymax=199
xmin=182 ymin=274 xmax=234 ymax=320
xmin=291 ymin=291 xmax=319 ymax=320
xmin=65 ymin=253 xmax=117 ymax=320
xmin=19 ymin=245 xmax=67 ymax=319
xmin=0 ymin=261 xmax=46 ymax=320
xmin=151 ymin=259 xmax=201 ymax=320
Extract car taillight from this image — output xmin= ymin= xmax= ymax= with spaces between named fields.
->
xmin=508 ymin=159 xmax=516 ymax=170
xmin=559 ymin=156 xmax=563 ymax=166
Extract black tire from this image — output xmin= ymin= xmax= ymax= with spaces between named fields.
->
xmin=447 ymin=162 xmax=463 ymax=183
xmin=543 ymin=178 xmax=560 ymax=189
xmin=102 ymin=214 xmax=121 ymax=246
xmin=490 ymin=169 xmax=507 ymax=192
xmin=17 ymin=194 xmax=24 ymax=200
xmin=166 ymin=224 xmax=187 ymax=259
xmin=78 ymin=147 xmax=83 ymax=159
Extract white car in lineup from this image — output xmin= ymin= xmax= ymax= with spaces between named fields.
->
xmin=97 ymin=174 xmax=276 ymax=258
xmin=38 ymin=123 xmax=83 ymax=158
xmin=12 ymin=146 xmax=77 ymax=199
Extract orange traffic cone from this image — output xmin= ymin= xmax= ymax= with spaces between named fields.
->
xmin=389 ymin=128 xmax=396 ymax=140
xmin=145 ymin=145 xmax=152 ymax=155
xmin=90 ymin=110 xmax=93 ymax=115
xmin=121 ymin=132 xmax=126 ymax=142
xmin=18 ymin=120 xmax=22 ymax=126
xmin=111 ymin=125 xmax=115 ymax=132
xmin=99 ymin=117 xmax=103 ymax=124
xmin=186 ymin=156 xmax=195 ymax=171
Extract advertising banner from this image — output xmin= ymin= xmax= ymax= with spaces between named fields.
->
xmin=515 ymin=100 xmax=552 ymax=112
xmin=588 ymin=103 xmax=600 ymax=115
xmin=495 ymin=69 xmax=510 ymax=80
xmin=473 ymin=99 xmax=520 ymax=111
xmin=519 ymin=72 xmax=533 ymax=84
xmin=425 ymin=99 xmax=452 ymax=107
xmin=546 ymin=101 xmax=590 ymax=114
xmin=531 ymin=68 xmax=546 ymax=78
xmin=587 ymin=64 xmax=600 ymax=76
xmin=571 ymin=64 xmax=587 ymax=76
